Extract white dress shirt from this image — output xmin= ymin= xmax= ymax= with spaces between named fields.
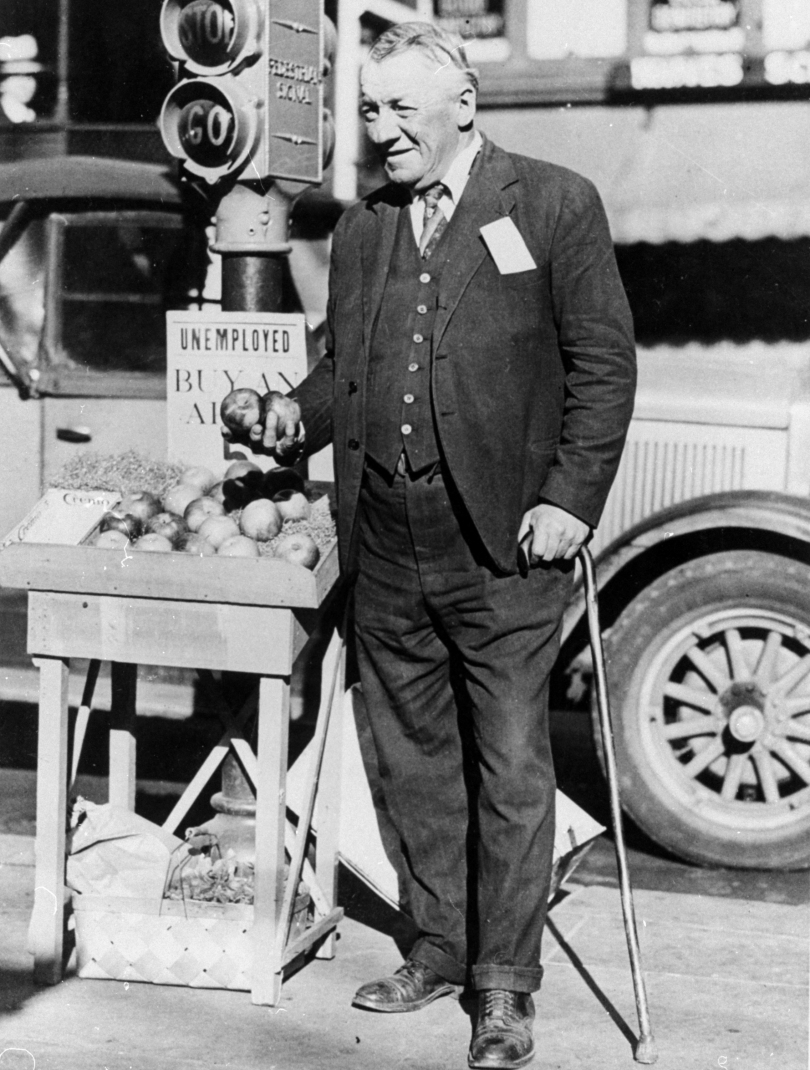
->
xmin=409 ymin=129 xmax=483 ymax=244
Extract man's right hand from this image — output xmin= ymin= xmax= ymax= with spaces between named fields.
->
xmin=221 ymin=391 xmax=304 ymax=459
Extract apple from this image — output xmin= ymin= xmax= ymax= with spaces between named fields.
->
xmin=220 ymin=388 xmax=262 ymax=438
xmin=224 ymin=460 xmax=262 ymax=481
xmin=218 ymin=535 xmax=261 ymax=558
xmin=146 ymin=511 xmax=188 ymax=545
xmin=180 ymin=465 xmax=217 ymax=494
xmin=100 ymin=510 xmax=141 ymax=539
xmin=133 ymin=533 xmax=173 ymax=553
xmin=273 ymin=533 xmax=320 ymax=570
xmin=273 ymin=489 xmax=311 ymax=522
xmin=178 ymin=532 xmax=217 ymax=557
xmin=184 ymin=496 xmax=226 ymax=532
xmin=95 ymin=528 xmax=130 ymax=549
xmin=163 ymin=482 xmax=204 ymax=518
xmin=198 ymin=515 xmax=240 ymax=549
xmin=240 ymin=498 xmax=282 ymax=541
xmin=262 ymin=467 xmax=305 ymax=499
xmin=118 ymin=490 xmax=161 ymax=525
xmin=221 ymin=468 xmax=264 ymax=509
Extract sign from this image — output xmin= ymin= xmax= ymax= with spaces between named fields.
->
xmin=433 ymin=0 xmax=508 ymax=61
xmin=2 ymin=489 xmax=120 ymax=548
xmin=160 ymin=0 xmax=325 ymax=185
xmin=166 ymin=310 xmax=308 ymax=474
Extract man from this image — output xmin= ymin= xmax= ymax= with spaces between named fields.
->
xmin=245 ymin=22 xmax=635 ymax=1070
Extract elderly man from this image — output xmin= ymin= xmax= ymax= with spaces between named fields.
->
xmin=248 ymin=22 xmax=635 ymax=1070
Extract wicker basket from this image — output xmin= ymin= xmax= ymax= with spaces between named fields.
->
xmin=72 ymin=892 xmax=311 ymax=990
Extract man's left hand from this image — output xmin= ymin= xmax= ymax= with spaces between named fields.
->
xmin=518 ymin=503 xmax=590 ymax=565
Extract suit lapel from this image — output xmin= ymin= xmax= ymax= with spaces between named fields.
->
xmin=361 ymin=191 xmax=407 ymax=360
xmin=432 ymin=139 xmax=519 ymax=352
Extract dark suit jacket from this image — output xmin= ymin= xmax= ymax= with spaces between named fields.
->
xmin=295 ymin=135 xmax=637 ymax=575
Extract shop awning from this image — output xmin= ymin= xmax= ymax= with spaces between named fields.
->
xmin=477 ymin=101 xmax=810 ymax=244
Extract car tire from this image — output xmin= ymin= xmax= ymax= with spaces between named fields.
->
xmin=593 ymin=550 xmax=810 ymax=869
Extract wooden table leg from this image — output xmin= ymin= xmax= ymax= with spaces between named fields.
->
xmin=109 ymin=662 xmax=137 ymax=811
xmin=251 ymin=674 xmax=290 ymax=1006
xmin=30 ymin=656 xmax=69 ymax=985
xmin=314 ymin=632 xmax=345 ymax=960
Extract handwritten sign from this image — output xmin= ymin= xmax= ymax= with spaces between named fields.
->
xmin=166 ymin=310 xmax=308 ymax=474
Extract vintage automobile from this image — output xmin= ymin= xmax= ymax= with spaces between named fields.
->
xmin=0 ymin=158 xmax=808 ymax=872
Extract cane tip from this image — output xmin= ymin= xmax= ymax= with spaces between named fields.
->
xmin=634 ymin=1034 xmax=658 ymax=1064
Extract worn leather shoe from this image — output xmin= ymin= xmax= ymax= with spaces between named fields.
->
xmin=468 ymin=989 xmax=536 ymax=1069
xmin=352 ymin=958 xmax=455 ymax=1013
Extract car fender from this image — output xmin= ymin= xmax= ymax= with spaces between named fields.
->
xmin=562 ymin=489 xmax=810 ymax=645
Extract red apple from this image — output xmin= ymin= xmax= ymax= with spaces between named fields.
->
xmin=118 ymin=490 xmax=161 ymax=525
xmin=184 ymin=496 xmax=226 ymax=532
xmin=180 ymin=465 xmax=217 ymax=494
xmin=146 ymin=511 xmax=188 ymax=545
xmin=261 ymin=467 xmax=305 ymax=499
xmin=198 ymin=515 xmax=240 ymax=549
xmin=220 ymin=388 xmax=262 ymax=438
xmin=218 ymin=535 xmax=260 ymax=558
xmin=95 ymin=528 xmax=130 ymax=549
xmin=273 ymin=533 xmax=320 ymax=570
xmin=273 ymin=489 xmax=311 ymax=522
xmin=178 ymin=532 xmax=217 ymax=557
xmin=100 ymin=510 xmax=141 ymax=539
xmin=163 ymin=482 xmax=203 ymax=518
xmin=225 ymin=460 xmax=262 ymax=481
xmin=133 ymin=533 xmax=173 ymax=553
xmin=240 ymin=498 xmax=282 ymax=541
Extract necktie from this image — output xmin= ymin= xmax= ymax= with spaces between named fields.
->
xmin=419 ymin=183 xmax=449 ymax=259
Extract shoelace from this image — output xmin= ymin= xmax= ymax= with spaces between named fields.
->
xmin=481 ymin=989 xmax=519 ymax=1024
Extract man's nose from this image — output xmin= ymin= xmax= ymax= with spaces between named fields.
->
xmin=369 ymin=107 xmax=401 ymax=145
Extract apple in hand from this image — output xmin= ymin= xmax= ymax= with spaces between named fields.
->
xmin=118 ymin=491 xmax=161 ymax=525
xmin=273 ymin=533 xmax=320 ymax=570
xmin=220 ymin=388 xmax=262 ymax=440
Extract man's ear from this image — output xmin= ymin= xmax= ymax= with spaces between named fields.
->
xmin=457 ymin=83 xmax=477 ymax=130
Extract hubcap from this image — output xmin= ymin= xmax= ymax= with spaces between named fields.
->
xmin=640 ymin=609 xmax=810 ymax=828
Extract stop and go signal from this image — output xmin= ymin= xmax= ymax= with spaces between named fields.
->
xmin=160 ymin=0 xmax=333 ymax=185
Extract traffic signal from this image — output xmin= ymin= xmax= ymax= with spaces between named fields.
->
xmin=160 ymin=0 xmax=330 ymax=185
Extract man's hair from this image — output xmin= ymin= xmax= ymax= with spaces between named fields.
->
xmin=367 ymin=21 xmax=479 ymax=92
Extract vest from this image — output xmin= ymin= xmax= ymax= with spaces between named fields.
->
xmin=363 ymin=205 xmax=448 ymax=474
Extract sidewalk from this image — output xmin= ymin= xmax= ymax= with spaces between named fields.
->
xmin=0 ymin=831 xmax=806 ymax=1070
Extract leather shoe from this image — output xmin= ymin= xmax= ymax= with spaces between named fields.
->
xmin=352 ymin=958 xmax=455 ymax=1013
xmin=468 ymin=989 xmax=536 ymax=1069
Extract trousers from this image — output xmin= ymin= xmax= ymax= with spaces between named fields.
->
xmin=353 ymin=457 xmax=573 ymax=993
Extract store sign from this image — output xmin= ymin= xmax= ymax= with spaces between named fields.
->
xmin=166 ymin=310 xmax=307 ymax=473
xmin=765 ymin=49 xmax=810 ymax=84
xmin=632 ymin=0 xmax=745 ymax=88
xmin=433 ymin=0 xmax=508 ymax=60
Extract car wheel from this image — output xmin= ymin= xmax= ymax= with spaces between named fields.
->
xmin=594 ymin=550 xmax=810 ymax=869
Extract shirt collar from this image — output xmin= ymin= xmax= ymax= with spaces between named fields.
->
xmin=418 ymin=129 xmax=482 ymax=206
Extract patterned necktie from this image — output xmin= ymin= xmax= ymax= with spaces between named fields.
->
xmin=419 ymin=183 xmax=449 ymax=259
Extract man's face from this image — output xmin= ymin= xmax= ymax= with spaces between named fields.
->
xmin=360 ymin=51 xmax=471 ymax=191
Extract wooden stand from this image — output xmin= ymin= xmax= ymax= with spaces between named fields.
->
xmin=0 ymin=540 xmax=344 ymax=1006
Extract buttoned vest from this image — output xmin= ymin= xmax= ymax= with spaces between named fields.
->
xmin=363 ymin=204 xmax=448 ymax=474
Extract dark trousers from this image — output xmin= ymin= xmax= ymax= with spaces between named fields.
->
xmin=353 ymin=458 xmax=573 ymax=993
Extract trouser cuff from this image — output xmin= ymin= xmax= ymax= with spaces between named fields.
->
xmin=410 ymin=939 xmax=467 ymax=986
xmin=472 ymin=964 xmax=544 ymax=994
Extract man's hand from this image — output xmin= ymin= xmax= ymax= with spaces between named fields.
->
xmin=221 ymin=391 xmax=303 ymax=459
xmin=518 ymin=503 xmax=590 ymax=565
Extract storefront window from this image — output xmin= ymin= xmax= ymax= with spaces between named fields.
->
xmin=527 ymin=0 xmax=628 ymax=60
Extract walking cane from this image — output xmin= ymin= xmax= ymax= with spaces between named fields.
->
xmin=579 ymin=545 xmax=658 ymax=1064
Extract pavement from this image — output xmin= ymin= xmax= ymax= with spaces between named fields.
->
xmin=0 ymin=812 xmax=807 ymax=1070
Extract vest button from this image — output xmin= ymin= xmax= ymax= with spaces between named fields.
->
xmin=403 ymin=393 xmax=414 ymax=404
xmin=417 ymin=304 xmax=427 ymax=314
xmin=401 ymin=424 xmax=413 ymax=435
xmin=419 ymin=272 xmax=431 ymax=283
xmin=408 ymin=362 xmax=419 ymax=372
xmin=413 ymin=333 xmax=424 ymax=343
xmin=348 ymin=438 xmax=360 ymax=450
xmin=348 ymin=380 xmax=358 ymax=394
